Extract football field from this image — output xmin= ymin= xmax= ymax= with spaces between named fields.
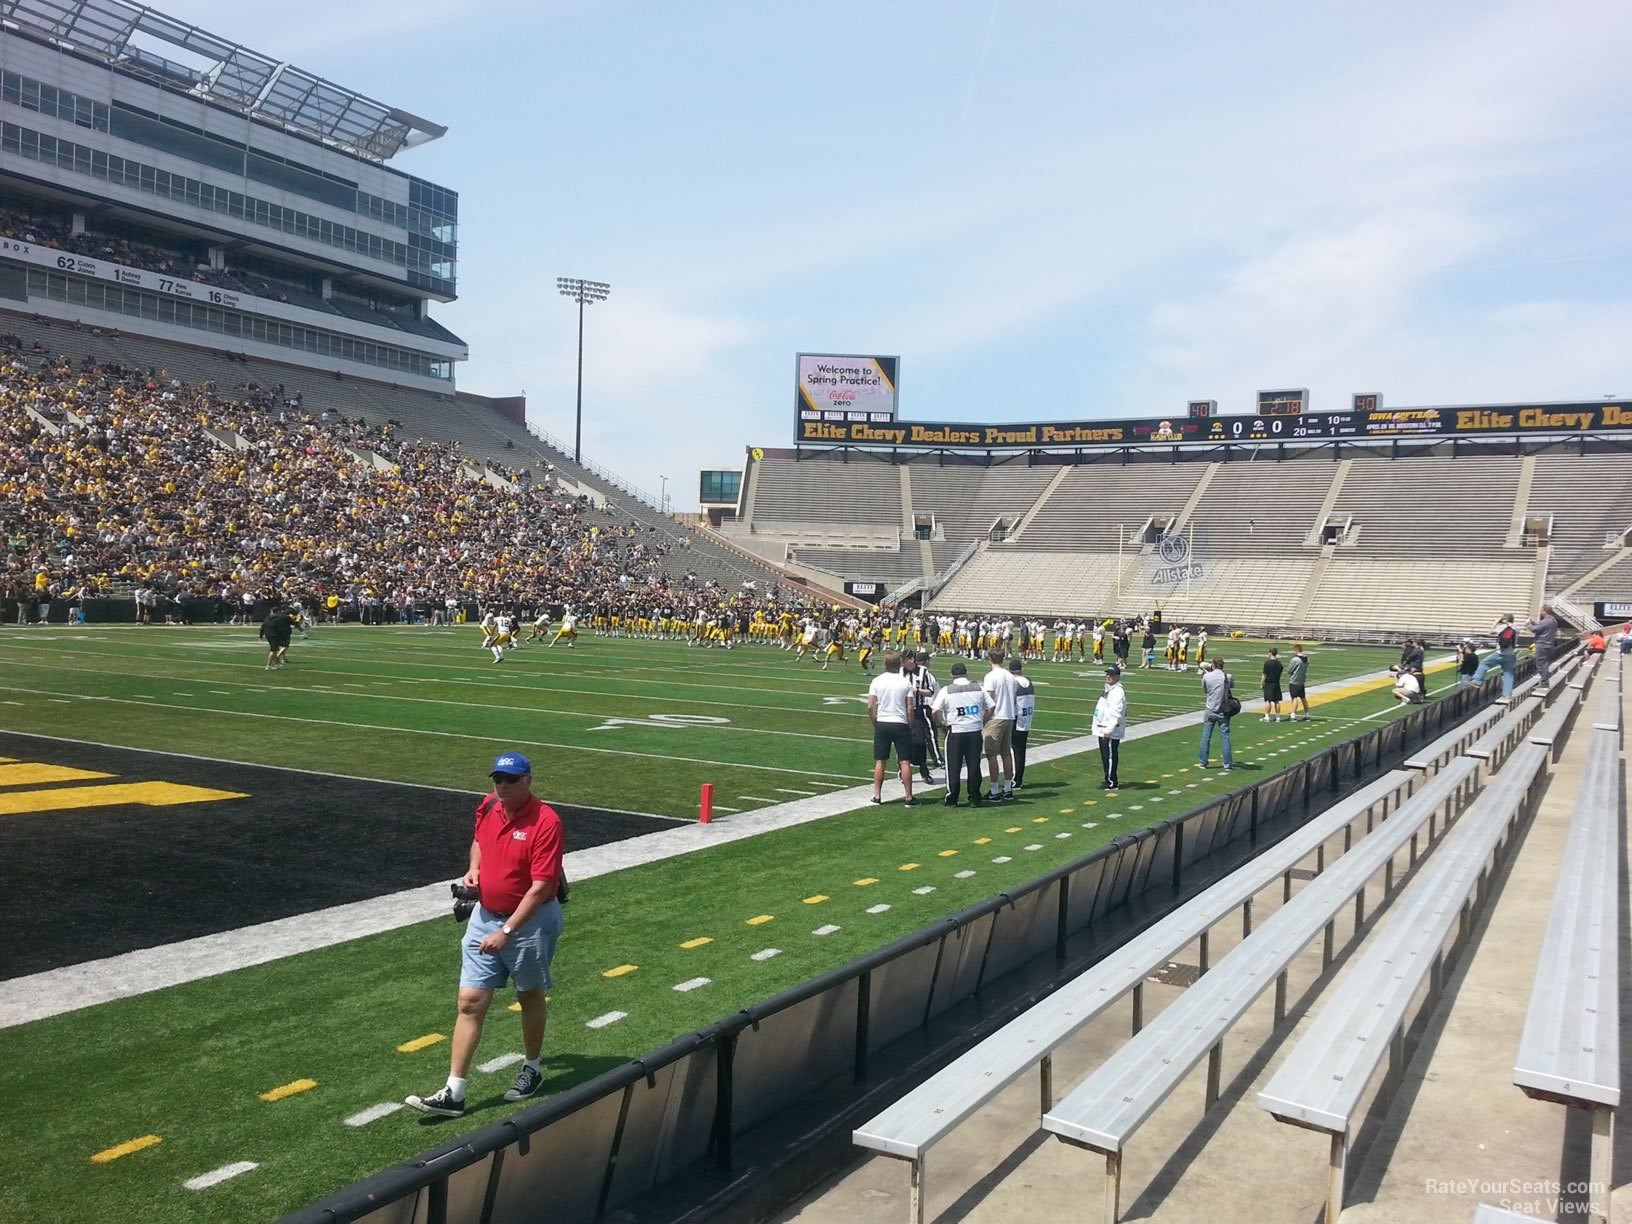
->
xmin=0 ymin=626 xmax=1423 ymax=1221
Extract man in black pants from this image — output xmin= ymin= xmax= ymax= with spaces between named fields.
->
xmin=931 ymin=662 xmax=992 ymax=806
xmin=905 ymin=650 xmax=941 ymax=785
xmin=1009 ymin=657 xmax=1036 ymax=789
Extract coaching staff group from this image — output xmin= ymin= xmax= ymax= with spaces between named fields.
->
xmin=407 ymin=751 xmax=565 ymax=1117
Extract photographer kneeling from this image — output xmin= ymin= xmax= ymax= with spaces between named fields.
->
xmin=407 ymin=751 xmax=565 ymax=1117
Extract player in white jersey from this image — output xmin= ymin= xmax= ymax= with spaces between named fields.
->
xmin=1091 ymin=621 xmax=1105 ymax=662
xmin=479 ymin=610 xmax=498 ymax=649
xmin=1177 ymin=627 xmax=1191 ymax=671
xmin=489 ymin=613 xmax=514 ymax=662
xmin=550 ymin=609 xmax=578 ymax=648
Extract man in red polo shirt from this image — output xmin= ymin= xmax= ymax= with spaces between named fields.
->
xmin=406 ymin=751 xmax=565 ymax=1117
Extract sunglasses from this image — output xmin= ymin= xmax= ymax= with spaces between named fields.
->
xmin=490 ymin=773 xmax=524 ymax=784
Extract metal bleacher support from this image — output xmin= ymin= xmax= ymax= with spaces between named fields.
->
xmin=1257 ymin=743 xmax=1550 ymax=1224
xmin=1512 ymin=723 xmax=1621 ymax=1224
xmin=1040 ymin=757 xmax=1480 ymax=1224
xmin=852 ymin=767 xmax=1420 ymax=1223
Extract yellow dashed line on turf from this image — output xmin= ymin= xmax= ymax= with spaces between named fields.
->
xmin=1161 ymin=773 xmax=1174 ymax=778
xmin=1083 ymin=799 xmax=1097 ymax=806
xmin=509 ymin=1002 xmax=522 ymax=1012
xmin=746 ymin=914 xmax=774 ymax=926
xmin=803 ymin=895 xmax=828 ymax=905
xmin=938 ymin=850 xmax=958 ymax=858
xmin=1006 ymin=826 xmax=1021 ymax=833
xmin=1059 ymin=808 xmax=1075 ymax=814
xmin=396 ymin=1033 xmax=445 ymax=1054
xmin=603 ymin=964 xmax=639 ymax=978
xmin=90 ymin=1135 xmax=161 ymax=1163
xmin=680 ymin=937 xmax=714 ymax=949
xmin=899 ymin=863 xmax=919 ymax=871
xmin=974 ymin=837 xmax=991 ymax=844
xmin=855 ymin=877 xmax=878 ymax=886
xmin=1033 ymin=817 xmax=1049 ymax=824
xmin=259 ymin=1078 xmax=317 ymax=1102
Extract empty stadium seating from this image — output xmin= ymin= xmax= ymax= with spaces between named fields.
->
xmin=1332 ymin=455 xmax=1520 ymax=556
xmin=1183 ymin=458 xmax=1337 ymax=556
xmin=908 ymin=461 xmax=1058 ymax=546
xmin=750 ymin=453 xmax=903 ymax=527
xmin=1006 ymin=463 xmax=1206 ymax=551
xmin=1530 ymin=455 xmax=1632 ymax=589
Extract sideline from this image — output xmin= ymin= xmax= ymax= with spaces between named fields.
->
xmin=0 ymin=665 xmax=1425 ymax=1029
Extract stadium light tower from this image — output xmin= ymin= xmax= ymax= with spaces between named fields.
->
xmin=557 ymin=277 xmax=611 ymax=463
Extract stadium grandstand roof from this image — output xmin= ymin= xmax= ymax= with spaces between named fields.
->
xmin=0 ymin=0 xmax=446 ymax=162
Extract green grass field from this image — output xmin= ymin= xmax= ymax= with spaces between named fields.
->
xmin=0 ymin=626 xmax=1421 ymax=1222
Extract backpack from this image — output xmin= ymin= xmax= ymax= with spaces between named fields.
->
xmin=1223 ymin=673 xmax=1242 ymax=718
xmin=476 ymin=795 xmax=569 ymax=905
xmin=1497 ymin=624 xmax=1516 ymax=650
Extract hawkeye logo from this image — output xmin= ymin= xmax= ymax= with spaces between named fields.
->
xmin=0 ymin=756 xmax=248 ymax=816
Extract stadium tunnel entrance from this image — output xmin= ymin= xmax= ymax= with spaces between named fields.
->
xmin=0 ymin=731 xmax=672 ymax=979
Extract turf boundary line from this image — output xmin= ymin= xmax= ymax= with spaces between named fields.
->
xmin=0 ymin=667 xmax=1420 ymax=1030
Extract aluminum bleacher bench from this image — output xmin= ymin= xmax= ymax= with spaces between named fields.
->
xmin=1463 ymin=696 xmax=1542 ymax=775
xmin=1497 ymin=674 xmax=1541 ymax=707
xmin=1512 ymin=728 xmax=1620 ymax=1224
xmin=1570 ymin=653 xmax=1600 ymax=694
xmin=1591 ymin=665 xmax=1621 ymax=733
xmin=1040 ymin=757 xmax=1479 ymax=1223
xmin=1472 ymin=1206 xmax=1550 ymax=1224
xmin=1404 ymin=705 xmax=1502 ymax=773
xmin=1526 ymin=687 xmax=1580 ymax=762
xmin=1258 ymin=743 xmax=1549 ymax=1224
xmin=852 ymin=768 xmax=1418 ymax=1223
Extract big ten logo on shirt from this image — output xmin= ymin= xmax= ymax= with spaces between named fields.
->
xmin=1015 ymin=679 xmax=1036 ymax=731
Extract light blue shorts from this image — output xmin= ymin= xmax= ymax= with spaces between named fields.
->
xmin=460 ymin=901 xmax=563 ymax=992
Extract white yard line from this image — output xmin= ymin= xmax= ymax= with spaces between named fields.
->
xmin=183 ymin=1161 xmax=258 ymax=1190
xmin=343 ymin=1102 xmax=405 ymax=1127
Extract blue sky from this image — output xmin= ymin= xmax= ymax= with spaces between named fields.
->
xmin=161 ymin=0 xmax=1632 ymax=507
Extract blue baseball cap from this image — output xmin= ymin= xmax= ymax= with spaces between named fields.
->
xmin=490 ymin=751 xmax=531 ymax=777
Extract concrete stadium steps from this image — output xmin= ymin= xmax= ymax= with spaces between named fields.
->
xmin=779 ymin=681 xmax=1627 ymax=1224
xmin=1006 ymin=464 xmax=1209 ymax=550
xmin=1184 ymin=459 xmax=1337 ymax=557
xmin=908 ymin=461 xmax=1058 ymax=547
xmin=1530 ymin=455 xmax=1632 ymax=589
xmin=1302 ymin=558 xmax=1538 ymax=634
xmin=749 ymin=454 xmax=905 ymax=527
xmin=1333 ymin=455 xmax=1521 ymax=556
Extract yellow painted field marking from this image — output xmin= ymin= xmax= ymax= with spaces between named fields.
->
xmin=854 ymin=877 xmax=878 ymax=886
xmin=974 ymin=837 xmax=991 ymax=845
xmin=509 ymin=1002 xmax=523 ymax=1012
xmin=90 ymin=1135 xmax=161 ymax=1163
xmin=938 ymin=850 xmax=958 ymax=858
xmin=1307 ymin=656 xmax=1456 ymax=708
xmin=396 ymin=1033 xmax=445 ymax=1054
xmin=1178 ymin=767 xmax=1190 ymax=773
xmin=0 ymin=763 xmax=114 ymax=786
xmin=602 ymin=964 xmax=639 ymax=978
xmin=1059 ymin=808 xmax=1075 ymax=814
xmin=680 ymin=937 xmax=714 ymax=949
xmin=1032 ymin=817 xmax=1049 ymax=824
xmin=0 ymin=781 xmax=248 ymax=816
xmin=899 ymin=863 xmax=919 ymax=871
xmin=1005 ymin=827 xmax=1021 ymax=833
xmin=746 ymin=914 xmax=774 ymax=926
xmin=258 ymin=1078 xmax=317 ymax=1102
xmin=803 ymin=895 xmax=829 ymax=905
xmin=1083 ymin=800 xmax=1097 ymax=806
xmin=1161 ymin=773 xmax=1174 ymax=779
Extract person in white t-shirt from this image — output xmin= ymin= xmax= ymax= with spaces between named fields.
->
xmin=932 ymin=661 xmax=992 ymax=805
xmin=981 ymin=648 xmax=1020 ymax=800
xmin=1390 ymin=666 xmax=1421 ymax=705
xmin=867 ymin=651 xmax=918 ymax=805
xmin=1009 ymin=657 xmax=1037 ymax=788
xmin=1093 ymin=665 xmax=1128 ymax=790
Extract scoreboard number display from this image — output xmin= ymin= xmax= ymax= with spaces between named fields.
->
xmin=1256 ymin=388 xmax=1308 ymax=416
xmin=1187 ymin=400 xmax=1216 ymax=418
xmin=1352 ymin=393 xmax=1382 ymax=412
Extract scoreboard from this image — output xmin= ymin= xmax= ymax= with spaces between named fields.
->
xmin=1256 ymin=388 xmax=1308 ymax=416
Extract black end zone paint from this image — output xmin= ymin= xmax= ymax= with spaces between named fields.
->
xmin=0 ymin=732 xmax=673 ymax=978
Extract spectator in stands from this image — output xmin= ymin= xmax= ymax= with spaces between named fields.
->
xmin=1619 ymin=624 xmax=1631 ymax=655
xmin=1470 ymin=615 xmax=1519 ymax=697
xmin=1585 ymin=630 xmax=1607 ymax=654
xmin=1091 ymin=664 xmax=1126 ymax=790
xmin=1198 ymin=658 xmax=1234 ymax=771
xmin=1527 ymin=605 xmax=1559 ymax=685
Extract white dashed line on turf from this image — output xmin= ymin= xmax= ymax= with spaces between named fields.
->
xmin=751 ymin=948 xmax=781 ymax=961
xmin=344 ymin=1102 xmax=406 ymax=1127
xmin=813 ymin=924 xmax=841 ymax=936
xmin=709 ymin=805 xmax=742 ymax=814
xmin=586 ymin=1011 xmax=627 ymax=1029
xmin=184 ymin=1161 xmax=258 ymax=1190
xmin=954 ymin=870 xmax=976 ymax=878
xmin=737 ymin=795 xmax=779 ymax=803
xmin=774 ymin=788 xmax=817 ymax=796
xmin=673 ymin=977 xmax=712 ymax=992
xmin=866 ymin=904 xmax=891 ymax=914
xmin=1024 ymin=843 xmax=1043 ymax=851
xmin=1055 ymin=832 xmax=1071 ymax=839
xmin=477 ymin=1053 xmax=523 ymax=1074
xmin=912 ymin=886 xmax=936 ymax=895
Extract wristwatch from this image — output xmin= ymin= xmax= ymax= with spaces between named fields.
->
xmin=500 ymin=924 xmax=514 ymax=936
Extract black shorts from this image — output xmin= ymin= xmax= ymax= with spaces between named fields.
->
xmin=1263 ymin=683 xmax=1283 ymax=703
xmin=873 ymin=722 xmax=912 ymax=763
xmin=1288 ymin=684 xmax=1306 ymax=700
